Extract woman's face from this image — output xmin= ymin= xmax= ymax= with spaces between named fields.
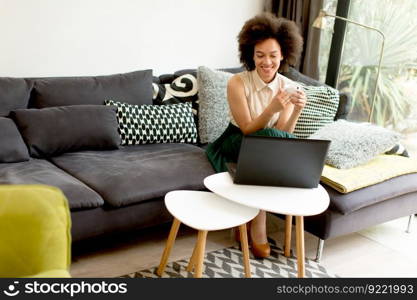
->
xmin=253 ymin=38 xmax=283 ymax=83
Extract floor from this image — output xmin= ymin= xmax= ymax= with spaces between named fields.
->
xmin=70 ymin=214 xmax=417 ymax=278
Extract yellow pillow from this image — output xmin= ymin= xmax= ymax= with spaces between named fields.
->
xmin=321 ymin=155 xmax=417 ymax=193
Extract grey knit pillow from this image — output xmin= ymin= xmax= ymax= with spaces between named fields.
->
xmin=197 ymin=66 xmax=232 ymax=143
xmin=309 ymin=120 xmax=401 ymax=169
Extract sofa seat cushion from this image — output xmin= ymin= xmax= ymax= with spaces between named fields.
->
xmin=324 ymin=172 xmax=417 ymax=215
xmin=50 ymin=144 xmax=215 ymax=208
xmin=0 ymin=159 xmax=104 ymax=209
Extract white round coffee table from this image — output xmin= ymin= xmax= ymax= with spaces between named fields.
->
xmin=204 ymin=172 xmax=330 ymax=278
xmin=157 ymin=190 xmax=259 ymax=278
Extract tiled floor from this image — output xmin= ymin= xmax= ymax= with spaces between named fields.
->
xmin=70 ymin=215 xmax=417 ymax=278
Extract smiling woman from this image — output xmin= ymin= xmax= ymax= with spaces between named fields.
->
xmin=253 ymin=39 xmax=283 ymax=83
xmin=205 ymin=12 xmax=305 ymax=260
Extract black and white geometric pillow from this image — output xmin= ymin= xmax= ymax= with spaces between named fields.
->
xmin=293 ymin=84 xmax=340 ymax=139
xmin=104 ymin=100 xmax=197 ymax=145
xmin=152 ymin=73 xmax=198 ymax=116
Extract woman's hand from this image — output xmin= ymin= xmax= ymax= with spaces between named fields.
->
xmin=289 ymin=90 xmax=306 ymax=112
xmin=268 ymin=88 xmax=291 ymax=114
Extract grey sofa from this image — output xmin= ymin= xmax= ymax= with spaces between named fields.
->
xmin=0 ymin=67 xmax=416 ymax=261
xmin=0 ymin=69 xmax=216 ymax=245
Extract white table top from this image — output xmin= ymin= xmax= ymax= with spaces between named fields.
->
xmin=204 ymin=172 xmax=330 ymax=217
xmin=165 ymin=190 xmax=259 ymax=231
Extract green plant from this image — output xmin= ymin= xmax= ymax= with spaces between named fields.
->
xmin=338 ymin=0 xmax=417 ymax=130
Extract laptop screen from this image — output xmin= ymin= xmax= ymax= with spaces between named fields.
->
xmin=234 ymin=136 xmax=330 ymax=188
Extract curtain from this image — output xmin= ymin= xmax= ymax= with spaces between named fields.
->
xmin=264 ymin=0 xmax=323 ymax=80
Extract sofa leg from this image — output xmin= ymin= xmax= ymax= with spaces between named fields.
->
xmin=315 ymin=239 xmax=324 ymax=263
xmin=406 ymin=214 xmax=414 ymax=233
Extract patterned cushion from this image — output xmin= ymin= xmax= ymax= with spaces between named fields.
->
xmin=293 ymin=84 xmax=340 ymax=138
xmin=197 ymin=66 xmax=233 ymax=144
xmin=105 ymin=100 xmax=197 ymax=145
xmin=152 ymin=73 xmax=198 ymax=112
xmin=152 ymin=73 xmax=199 ymax=138
xmin=385 ymin=143 xmax=409 ymax=157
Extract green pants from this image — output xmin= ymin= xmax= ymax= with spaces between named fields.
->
xmin=206 ymin=123 xmax=296 ymax=173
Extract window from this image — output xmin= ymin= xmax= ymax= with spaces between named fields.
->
xmin=319 ymin=0 xmax=417 ymax=154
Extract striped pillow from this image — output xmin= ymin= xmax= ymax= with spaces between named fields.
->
xmin=293 ymin=84 xmax=340 ymax=139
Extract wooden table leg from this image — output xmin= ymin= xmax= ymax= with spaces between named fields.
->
xmin=239 ymin=223 xmax=251 ymax=278
xmin=157 ymin=218 xmax=181 ymax=276
xmin=194 ymin=230 xmax=208 ymax=278
xmin=295 ymin=216 xmax=305 ymax=278
xmin=284 ymin=215 xmax=292 ymax=257
xmin=187 ymin=240 xmax=199 ymax=272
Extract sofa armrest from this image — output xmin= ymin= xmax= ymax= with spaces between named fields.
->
xmin=0 ymin=185 xmax=71 ymax=277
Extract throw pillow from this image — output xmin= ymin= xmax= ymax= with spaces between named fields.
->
xmin=0 ymin=117 xmax=30 ymax=162
xmin=105 ymin=100 xmax=197 ymax=145
xmin=309 ymin=120 xmax=401 ymax=169
xmin=152 ymin=73 xmax=198 ymax=109
xmin=293 ymin=84 xmax=340 ymax=138
xmin=385 ymin=143 xmax=409 ymax=157
xmin=152 ymin=73 xmax=199 ymax=131
xmin=197 ymin=66 xmax=233 ymax=144
xmin=11 ymin=105 xmax=120 ymax=158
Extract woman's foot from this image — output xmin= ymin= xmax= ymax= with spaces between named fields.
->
xmin=249 ymin=216 xmax=270 ymax=258
xmin=233 ymin=212 xmax=271 ymax=258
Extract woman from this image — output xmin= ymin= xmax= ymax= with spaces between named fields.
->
xmin=206 ymin=13 xmax=306 ymax=258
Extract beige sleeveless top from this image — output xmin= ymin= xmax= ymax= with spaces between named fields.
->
xmin=229 ymin=70 xmax=298 ymax=128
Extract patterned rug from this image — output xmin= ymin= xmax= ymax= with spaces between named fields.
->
xmin=123 ymin=238 xmax=335 ymax=278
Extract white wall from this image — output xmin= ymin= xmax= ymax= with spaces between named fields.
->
xmin=0 ymin=0 xmax=264 ymax=77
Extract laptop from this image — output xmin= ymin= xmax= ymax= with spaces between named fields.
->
xmin=226 ymin=135 xmax=330 ymax=188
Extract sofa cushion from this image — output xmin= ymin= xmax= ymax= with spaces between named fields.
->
xmin=105 ymin=100 xmax=197 ymax=145
xmin=324 ymin=172 xmax=417 ymax=215
xmin=0 ymin=117 xmax=30 ymax=163
xmin=310 ymin=120 xmax=401 ymax=169
xmin=293 ymin=84 xmax=339 ymax=138
xmin=50 ymin=144 xmax=215 ymax=207
xmin=152 ymin=73 xmax=198 ymax=107
xmin=0 ymin=77 xmax=33 ymax=116
xmin=152 ymin=73 xmax=199 ymax=130
xmin=281 ymin=67 xmax=351 ymax=121
xmin=197 ymin=66 xmax=233 ymax=144
xmin=0 ymin=159 xmax=104 ymax=209
xmin=11 ymin=105 xmax=120 ymax=158
xmin=31 ymin=69 xmax=153 ymax=108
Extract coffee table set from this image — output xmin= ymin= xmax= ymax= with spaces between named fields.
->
xmin=157 ymin=172 xmax=330 ymax=278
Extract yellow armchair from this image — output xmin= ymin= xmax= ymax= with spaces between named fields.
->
xmin=0 ymin=185 xmax=71 ymax=278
